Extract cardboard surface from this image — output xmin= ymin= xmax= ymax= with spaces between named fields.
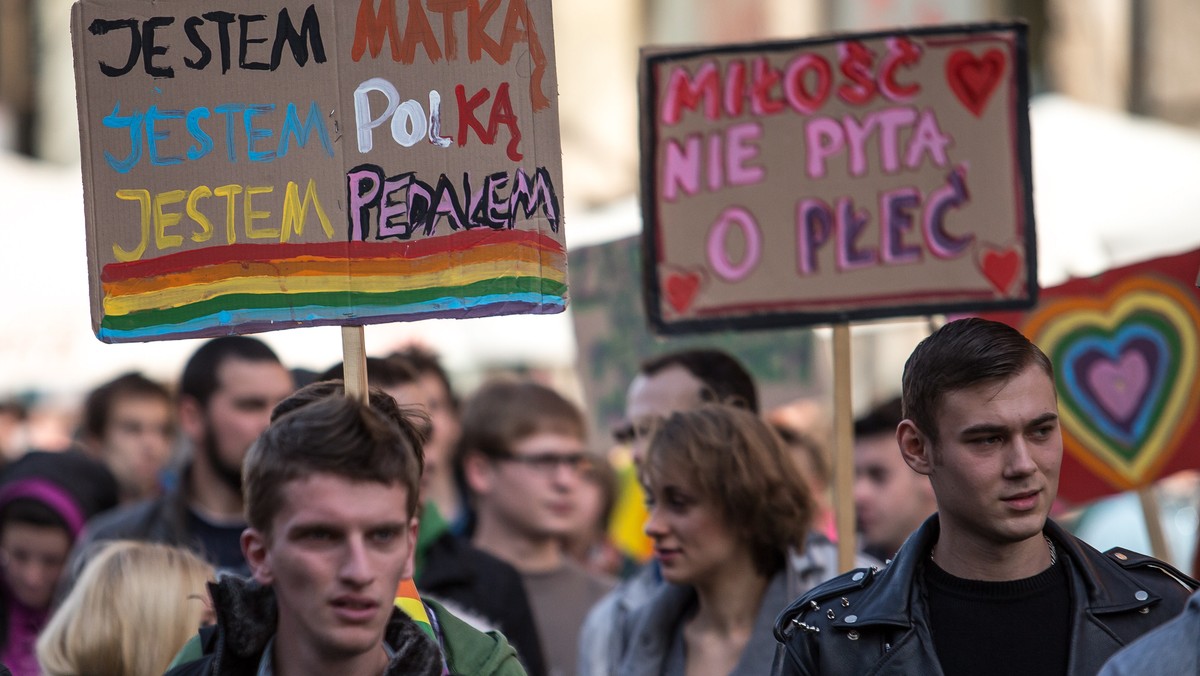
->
xmin=569 ymin=235 xmax=820 ymax=446
xmin=982 ymin=248 xmax=1200 ymax=503
xmin=639 ymin=22 xmax=1035 ymax=334
xmin=72 ymin=0 xmax=564 ymax=342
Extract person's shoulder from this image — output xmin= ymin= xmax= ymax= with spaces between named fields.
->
xmin=426 ymin=598 xmax=528 ymax=676
xmin=1100 ymin=545 xmax=1198 ymax=610
xmin=163 ymin=653 xmax=215 ymax=676
xmin=774 ymin=565 xmax=881 ymax=642
xmin=1102 ymin=547 xmax=1198 ymax=592
xmin=84 ymin=494 xmax=168 ymax=539
xmin=1097 ymin=591 xmax=1200 ymax=676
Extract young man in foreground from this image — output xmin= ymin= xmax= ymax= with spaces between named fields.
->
xmin=773 ymin=318 xmax=1197 ymax=676
xmin=168 ymin=393 xmax=511 ymax=675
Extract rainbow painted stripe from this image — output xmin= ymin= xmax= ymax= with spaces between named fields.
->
xmin=95 ymin=229 xmax=568 ymax=342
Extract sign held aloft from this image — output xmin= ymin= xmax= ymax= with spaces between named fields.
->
xmin=639 ymin=22 xmax=1035 ymax=334
xmin=72 ymin=0 xmax=564 ymax=343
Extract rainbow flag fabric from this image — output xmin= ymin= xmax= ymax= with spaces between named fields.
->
xmin=95 ymin=229 xmax=567 ymax=342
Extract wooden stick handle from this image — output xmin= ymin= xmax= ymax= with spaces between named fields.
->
xmin=341 ymin=325 xmax=368 ymax=402
xmin=1136 ymin=486 xmax=1170 ymax=562
xmin=832 ymin=323 xmax=856 ymax=573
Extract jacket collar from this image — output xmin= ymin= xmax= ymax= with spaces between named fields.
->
xmin=831 ymin=515 xmax=1161 ymax=630
xmin=206 ymin=576 xmax=443 ymax=676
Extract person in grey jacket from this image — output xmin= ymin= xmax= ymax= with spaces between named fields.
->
xmin=1098 ymin=589 xmax=1200 ymax=676
xmin=773 ymin=318 xmax=1197 ymax=676
xmin=618 ymin=405 xmax=817 ymax=675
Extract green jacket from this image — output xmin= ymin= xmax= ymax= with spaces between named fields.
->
xmin=426 ymin=597 xmax=527 ymax=676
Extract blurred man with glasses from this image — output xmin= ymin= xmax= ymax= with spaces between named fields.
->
xmin=461 ymin=380 xmax=615 ymax=676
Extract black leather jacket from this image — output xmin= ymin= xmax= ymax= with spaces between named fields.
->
xmin=772 ymin=516 xmax=1197 ymax=676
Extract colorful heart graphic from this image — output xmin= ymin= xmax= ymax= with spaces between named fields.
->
xmin=664 ymin=269 xmax=703 ymax=314
xmin=978 ymin=246 xmax=1021 ymax=295
xmin=1023 ymin=277 xmax=1200 ymax=488
xmin=946 ymin=49 xmax=1006 ymax=117
xmin=1084 ymin=349 xmax=1151 ymax=427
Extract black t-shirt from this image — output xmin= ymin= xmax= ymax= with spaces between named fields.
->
xmin=924 ymin=552 xmax=1071 ymax=676
xmin=186 ymin=508 xmax=249 ymax=577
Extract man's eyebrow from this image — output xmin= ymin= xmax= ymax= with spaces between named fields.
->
xmin=1027 ymin=412 xmax=1059 ymax=428
xmin=958 ymin=423 xmax=1009 ymax=438
xmin=959 ymin=413 xmax=1059 ymax=437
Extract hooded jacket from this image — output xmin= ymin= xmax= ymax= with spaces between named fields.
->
xmin=166 ymin=576 xmax=525 ymax=676
xmin=772 ymin=516 xmax=1197 ymax=676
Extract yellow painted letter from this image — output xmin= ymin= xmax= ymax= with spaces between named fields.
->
xmin=281 ymin=179 xmax=334 ymax=242
xmin=113 ymin=189 xmax=151 ymax=262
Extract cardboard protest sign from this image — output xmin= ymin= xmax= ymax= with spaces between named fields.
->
xmin=982 ymin=248 xmax=1200 ymax=503
xmin=640 ymin=22 xmax=1034 ymax=334
xmin=72 ymin=0 xmax=564 ymax=343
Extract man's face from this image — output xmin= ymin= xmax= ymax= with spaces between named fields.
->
xmin=623 ymin=366 xmax=706 ymax=464
xmin=243 ymin=474 xmax=416 ymax=664
xmin=102 ymin=395 xmax=173 ymax=500
xmin=418 ymin=373 xmax=460 ymax=485
xmin=383 ymin=374 xmax=459 ymax=495
xmin=474 ymin=431 xmax=589 ymax=539
xmin=915 ymin=365 xmax=1062 ymax=550
xmin=854 ymin=432 xmax=934 ymax=557
xmin=186 ymin=358 xmax=293 ymax=485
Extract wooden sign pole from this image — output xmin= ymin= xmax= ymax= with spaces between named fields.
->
xmin=341 ymin=325 xmax=368 ymax=403
xmin=1136 ymin=486 xmax=1170 ymax=561
xmin=832 ymin=323 xmax=857 ymax=573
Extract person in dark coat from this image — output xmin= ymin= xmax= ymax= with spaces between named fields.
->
xmin=774 ymin=318 xmax=1198 ymax=676
xmin=0 ymin=450 xmax=117 ymax=676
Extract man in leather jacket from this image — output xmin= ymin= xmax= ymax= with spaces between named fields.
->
xmin=773 ymin=318 xmax=1197 ymax=676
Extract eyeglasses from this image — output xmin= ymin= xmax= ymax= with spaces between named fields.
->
xmin=495 ymin=451 xmax=597 ymax=476
xmin=611 ymin=420 xmax=657 ymax=445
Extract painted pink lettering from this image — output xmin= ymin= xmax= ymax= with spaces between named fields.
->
xmin=725 ymin=122 xmax=765 ymax=187
xmin=661 ymin=62 xmax=720 ymax=125
xmin=795 ymin=198 xmax=833 ymax=275
xmin=707 ymin=207 xmax=761 ymax=281
xmin=783 ymin=54 xmax=832 ymax=114
xmin=875 ymin=107 xmax=917 ymax=174
xmin=805 ymin=118 xmax=843 ymax=179
xmin=835 ymin=197 xmax=876 ymax=271
xmin=662 ymin=135 xmax=701 ymax=201
xmin=924 ymin=165 xmax=972 ymax=259
xmin=880 ymin=187 xmax=921 ymax=264
xmin=905 ymin=109 xmax=952 ymax=170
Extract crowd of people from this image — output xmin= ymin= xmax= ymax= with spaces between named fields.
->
xmin=0 ymin=318 xmax=1196 ymax=675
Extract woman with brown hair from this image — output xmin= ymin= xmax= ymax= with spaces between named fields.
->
xmin=617 ymin=404 xmax=815 ymax=676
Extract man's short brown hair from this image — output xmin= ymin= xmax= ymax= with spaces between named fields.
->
xmin=244 ymin=391 xmax=424 ymax=536
xmin=902 ymin=318 xmax=1053 ymax=446
xmin=456 ymin=379 xmax=586 ymax=462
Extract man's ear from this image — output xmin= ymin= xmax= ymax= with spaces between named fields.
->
xmin=242 ymin=528 xmax=273 ymax=585
xmin=400 ymin=517 xmax=420 ymax=580
xmin=462 ymin=452 xmax=494 ymax=497
xmin=178 ymin=395 xmax=205 ymax=445
xmin=897 ymin=419 xmax=934 ymax=476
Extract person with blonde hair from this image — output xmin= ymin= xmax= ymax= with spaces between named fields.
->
xmin=36 ymin=540 xmax=213 ymax=676
xmin=617 ymin=404 xmax=815 ymax=675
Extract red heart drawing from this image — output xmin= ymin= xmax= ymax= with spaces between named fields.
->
xmin=979 ymin=246 xmax=1021 ymax=295
xmin=946 ymin=49 xmax=1006 ymax=117
xmin=664 ymin=270 xmax=703 ymax=314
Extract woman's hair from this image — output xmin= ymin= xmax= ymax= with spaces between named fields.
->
xmin=643 ymin=404 xmax=814 ymax=577
xmin=36 ymin=541 xmax=214 ymax=676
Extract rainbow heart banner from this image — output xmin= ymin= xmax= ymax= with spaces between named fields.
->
xmin=981 ymin=248 xmax=1200 ymax=503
